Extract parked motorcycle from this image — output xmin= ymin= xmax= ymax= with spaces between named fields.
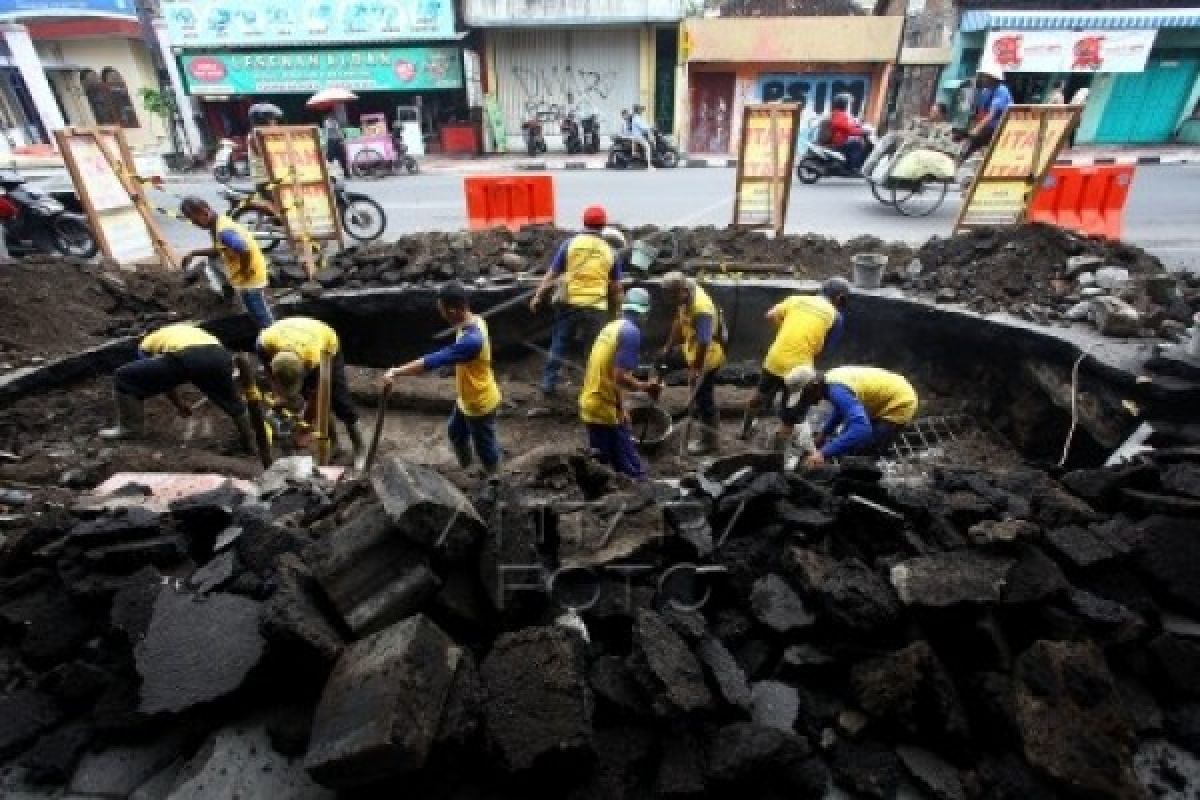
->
xmin=0 ymin=171 xmax=98 ymax=258
xmin=607 ymin=128 xmax=680 ymax=169
xmin=391 ymin=132 xmax=420 ymax=175
xmin=522 ymin=117 xmax=547 ymax=157
xmin=212 ymin=138 xmax=250 ymax=184
xmin=561 ymin=114 xmax=583 ymax=154
xmin=220 ymin=177 xmax=387 ymax=250
xmin=796 ymin=125 xmax=877 ymax=184
xmin=581 ymin=114 xmax=601 ymax=154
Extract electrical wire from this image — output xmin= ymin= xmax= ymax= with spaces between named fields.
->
xmin=1058 ymin=342 xmax=1102 ymax=468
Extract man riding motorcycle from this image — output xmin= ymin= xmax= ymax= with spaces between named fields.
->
xmin=825 ymin=94 xmax=867 ymax=173
xmin=628 ymin=104 xmax=656 ymax=170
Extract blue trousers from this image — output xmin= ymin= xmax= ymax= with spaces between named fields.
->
xmin=587 ymin=423 xmax=645 ymax=480
xmin=448 ymin=407 xmax=500 ymax=468
xmin=541 ymin=307 xmax=607 ymax=394
xmin=239 ymin=289 xmax=274 ymax=330
xmin=838 ymin=139 xmax=866 ymax=171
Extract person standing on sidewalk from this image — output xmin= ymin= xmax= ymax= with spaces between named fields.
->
xmin=1046 ymin=80 xmax=1066 ymax=105
xmin=383 ymin=283 xmax=503 ymax=478
xmin=660 ymin=271 xmax=727 ymax=455
xmin=179 ymin=197 xmax=273 ymax=330
xmin=324 ymin=113 xmax=348 ymax=177
xmin=530 ymin=205 xmax=623 ymax=400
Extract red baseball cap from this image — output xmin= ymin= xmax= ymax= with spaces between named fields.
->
xmin=582 ymin=205 xmax=607 ymax=228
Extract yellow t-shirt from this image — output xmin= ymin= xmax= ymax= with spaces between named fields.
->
xmin=257 ymin=318 xmax=339 ymax=370
xmin=215 ymin=214 xmax=268 ymax=290
xmin=763 ymin=294 xmax=838 ymax=378
xmin=680 ymin=285 xmax=726 ymax=373
xmin=140 ymin=324 xmax=219 ymax=355
xmin=455 ymin=318 xmax=502 ymax=418
xmin=826 ymin=366 xmax=919 ymax=425
xmin=561 ymin=233 xmax=614 ymax=310
xmin=579 ymin=318 xmax=637 ymax=426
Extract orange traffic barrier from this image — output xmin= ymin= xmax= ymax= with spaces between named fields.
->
xmin=464 ymin=175 xmax=555 ymax=231
xmin=1028 ymin=165 xmax=1135 ymax=240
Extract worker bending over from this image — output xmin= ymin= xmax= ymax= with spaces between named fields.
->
xmin=660 ymin=271 xmax=727 ymax=455
xmin=579 ymin=288 xmax=662 ymax=480
xmin=785 ymin=365 xmax=918 ymax=465
xmin=530 ymin=205 xmax=623 ymax=398
xmin=384 ymin=283 xmax=503 ymax=477
xmin=180 ymin=196 xmax=274 ymax=330
xmin=257 ymin=317 xmax=365 ymax=469
xmin=742 ymin=278 xmax=851 ymax=450
xmin=101 ymin=323 xmax=255 ymax=451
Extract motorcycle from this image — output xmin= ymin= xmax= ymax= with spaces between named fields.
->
xmin=561 ymin=114 xmax=583 ymax=154
xmin=220 ymin=177 xmax=387 ymax=250
xmin=607 ymin=128 xmax=680 ymax=169
xmin=581 ymin=114 xmax=601 ymax=154
xmin=521 ymin=117 xmax=547 ymax=157
xmin=796 ymin=124 xmax=878 ymax=184
xmin=0 ymin=171 xmax=98 ymax=258
xmin=213 ymin=138 xmax=250 ymax=184
xmin=391 ymin=132 xmax=420 ymax=175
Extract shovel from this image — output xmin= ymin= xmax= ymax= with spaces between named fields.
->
xmin=362 ymin=382 xmax=392 ymax=474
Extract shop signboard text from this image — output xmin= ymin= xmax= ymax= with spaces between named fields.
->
xmin=0 ymin=0 xmax=135 ymax=18
xmin=982 ymin=30 xmax=1157 ymax=74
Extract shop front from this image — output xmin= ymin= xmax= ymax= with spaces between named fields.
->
xmin=681 ymin=15 xmax=904 ymax=155
xmin=947 ymin=9 xmax=1200 ymax=145
xmin=162 ymin=0 xmax=473 ymax=153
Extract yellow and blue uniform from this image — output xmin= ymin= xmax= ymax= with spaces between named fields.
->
xmin=257 ymin=318 xmax=357 ymax=425
xmin=821 ymin=366 xmax=918 ymax=458
xmin=580 ymin=316 xmax=645 ymax=479
xmin=680 ymin=285 xmax=726 ymax=374
xmin=139 ymin=324 xmax=220 ymax=355
xmin=116 ymin=324 xmax=244 ymax=417
xmin=213 ymin=214 xmax=272 ymax=330
xmin=421 ymin=317 xmax=503 ymax=468
xmin=763 ymin=294 xmax=843 ymax=378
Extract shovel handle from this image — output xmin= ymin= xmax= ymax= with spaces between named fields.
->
xmin=363 ymin=382 xmax=392 ymax=474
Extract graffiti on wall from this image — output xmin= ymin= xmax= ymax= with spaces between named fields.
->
xmin=510 ymin=64 xmax=627 ymax=127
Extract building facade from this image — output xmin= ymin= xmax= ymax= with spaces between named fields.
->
xmin=465 ymin=0 xmax=685 ymax=152
xmin=0 ymin=0 xmax=164 ymax=153
xmin=875 ymin=0 xmax=955 ymax=129
xmin=944 ymin=4 xmax=1200 ymax=145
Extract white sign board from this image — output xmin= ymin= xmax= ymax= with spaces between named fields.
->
xmin=982 ymin=29 xmax=1157 ymax=74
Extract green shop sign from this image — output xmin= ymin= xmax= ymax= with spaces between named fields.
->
xmin=182 ymin=47 xmax=462 ymax=95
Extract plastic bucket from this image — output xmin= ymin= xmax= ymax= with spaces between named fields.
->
xmin=630 ymin=240 xmax=659 ymax=272
xmin=852 ymin=254 xmax=887 ymax=289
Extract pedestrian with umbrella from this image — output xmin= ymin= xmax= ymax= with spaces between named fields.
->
xmin=247 ymin=103 xmax=283 ymax=183
xmin=307 ymin=89 xmax=358 ymax=177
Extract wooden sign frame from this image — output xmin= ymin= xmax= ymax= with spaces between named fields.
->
xmin=954 ymin=104 xmax=1081 ymax=234
xmin=255 ymin=125 xmax=343 ymax=280
xmin=732 ymin=103 xmax=802 ymax=235
xmin=54 ymin=126 xmax=176 ymax=269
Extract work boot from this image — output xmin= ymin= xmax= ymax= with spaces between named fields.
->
xmin=345 ymin=423 xmax=367 ymax=472
xmin=452 ymin=440 xmax=474 ymax=470
xmin=99 ymin=391 xmax=144 ymax=440
xmin=232 ymin=413 xmax=257 ymax=455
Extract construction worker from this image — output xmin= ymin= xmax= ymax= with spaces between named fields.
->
xmin=579 ymin=287 xmax=662 ymax=480
xmin=530 ymin=205 xmax=623 ymax=399
xmin=741 ymin=277 xmax=851 ymax=450
xmin=785 ymin=365 xmax=918 ymax=464
xmin=179 ymin=196 xmax=273 ymax=330
xmin=257 ymin=317 xmax=365 ymax=469
xmin=383 ymin=282 xmax=502 ymax=477
xmin=100 ymin=323 xmax=255 ymax=450
xmin=660 ymin=271 xmax=727 ymax=455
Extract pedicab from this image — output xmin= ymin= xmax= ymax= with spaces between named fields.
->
xmin=863 ymin=120 xmax=959 ymax=217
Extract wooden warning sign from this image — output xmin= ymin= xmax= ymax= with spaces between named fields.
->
xmin=54 ymin=126 xmax=175 ymax=269
xmin=733 ymin=104 xmax=801 ymax=235
xmin=255 ymin=126 xmax=342 ymax=279
xmin=955 ymin=105 xmax=1080 ymax=233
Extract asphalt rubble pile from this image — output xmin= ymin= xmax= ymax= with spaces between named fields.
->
xmin=2 ymin=443 xmax=1200 ymax=799
xmin=912 ymin=223 xmax=1200 ymax=338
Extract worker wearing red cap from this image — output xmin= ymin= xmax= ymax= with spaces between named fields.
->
xmin=530 ymin=204 xmax=623 ymax=399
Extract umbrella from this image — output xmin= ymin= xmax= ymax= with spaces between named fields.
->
xmin=248 ymin=102 xmax=284 ymax=118
xmin=306 ymin=88 xmax=358 ymax=111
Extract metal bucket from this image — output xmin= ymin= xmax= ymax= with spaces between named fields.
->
xmin=630 ymin=240 xmax=659 ymax=272
xmin=629 ymin=405 xmax=673 ymax=453
xmin=852 ymin=253 xmax=887 ymax=289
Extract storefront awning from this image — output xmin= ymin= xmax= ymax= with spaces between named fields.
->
xmin=685 ymin=16 xmax=903 ymax=63
xmin=961 ymin=9 xmax=1200 ymax=32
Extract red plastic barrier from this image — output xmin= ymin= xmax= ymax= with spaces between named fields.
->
xmin=1028 ymin=165 xmax=1135 ymax=240
xmin=464 ymin=175 xmax=555 ymax=231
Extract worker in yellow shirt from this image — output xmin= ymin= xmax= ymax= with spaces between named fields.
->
xmin=660 ymin=271 xmax=727 ymax=455
xmin=579 ymin=288 xmax=662 ymax=480
xmin=530 ymin=205 xmax=623 ymax=398
xmin=180 ymin=197 xmax=273 ymax=330
xmin=384 ymin=283 xmax=503 ymax=477
xmin=784 ymin=365 xmax=918 ymax=464
xmin=741 ymin=278 xmax=851 ymax=451
xmin=257 ymin=317 xmax=365 ymax=469
xmin=100 ymin=323 xmax=256 ymax=451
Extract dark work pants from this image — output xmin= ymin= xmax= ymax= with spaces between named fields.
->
xmin=114 ymin=345 xmax=244 ymax=417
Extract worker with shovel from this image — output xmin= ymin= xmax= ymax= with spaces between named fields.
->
xmin=579 ymin=287 xmax=662 ymax=480
xmin=741 ymin=277 xmax=851 ymax=451
xmin=257 ymin=317 xmax=366 ymax=470
xmin=179 ymin=197 xmax=274 ymax=330
xmin=100 ymin=323 xmax=257 ymax=452
xmin=784 ymin=365 xmax=918 ymax=464
xmin=383 ymin=282 xmax=503 ymax=478
xmin=660 ymin=271 xmax=727 ymax=455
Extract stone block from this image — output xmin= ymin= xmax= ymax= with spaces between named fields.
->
xmin=261 ymin=554 xmax=344 ymax=668
xmin=371 ymin=456 xmax=484 ymax=560
xmin=167 ymin=721 xmax=332 ymax=800
xmin=750 ymin=574 xmax=815 ymax=635
xmin=630 ymin=610 xmax=713 ymax=717
xmin=890 ymin=552 xmax=1014 ymax=611
xmin=0 ymin=689 xmax=67 ymax=760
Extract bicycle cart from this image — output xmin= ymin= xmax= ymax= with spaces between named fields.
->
xmin=863 ymin=122 xmax=959 ymax=217
xmin=345 ymin=113 xmax=419 ymax=178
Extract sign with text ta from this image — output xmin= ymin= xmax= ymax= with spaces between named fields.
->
xmin=733 ymin=104 xmax=801 ymax=234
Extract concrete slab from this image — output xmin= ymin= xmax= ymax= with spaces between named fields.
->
xmin=68 ymin=734 xmax=186 ymax=797
xmin=166 ymin=722 xmax=332 ymax=800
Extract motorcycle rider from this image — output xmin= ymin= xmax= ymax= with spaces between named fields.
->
xmin=828 ymin=94 xmax=867 ymax=173
xmin=630 ymin=104 xmax=656 ymax=170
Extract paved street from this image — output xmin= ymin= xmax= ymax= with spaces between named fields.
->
xmin=156 ymin=163 xmax=1200 ymax=272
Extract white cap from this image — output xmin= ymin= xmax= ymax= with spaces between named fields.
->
xmin=978 ymin=66 xmax=1005 ymax=82
xmin=784 ymin=365 xmax=818 ymax=392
